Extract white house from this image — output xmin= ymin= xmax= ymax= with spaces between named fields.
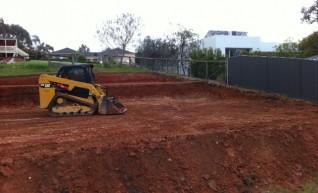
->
xmin=199 ymin=30 xmax=278 ymax=57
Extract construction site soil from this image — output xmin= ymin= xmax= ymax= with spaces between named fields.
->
xmin=0 ymin=73 xmax=317 ymax=193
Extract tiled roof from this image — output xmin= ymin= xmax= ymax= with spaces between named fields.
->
xmin=51 ymin=48 xmax=77 ymax=55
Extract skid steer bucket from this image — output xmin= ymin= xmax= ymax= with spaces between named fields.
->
xmin=98 ymin=96 xmax=127 ymax=115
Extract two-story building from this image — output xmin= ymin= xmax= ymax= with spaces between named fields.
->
xmin=0 ymin=38 xmax=29 ymax=63
xmin=198 ymin=30 xmax=278 ymax=57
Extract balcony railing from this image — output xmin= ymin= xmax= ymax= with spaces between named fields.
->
xmin=0 ymin=46 xmax=16 ymax=53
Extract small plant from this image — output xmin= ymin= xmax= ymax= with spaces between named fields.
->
xmin=243 ymin=172 xmax=257 ymax=186
xmin=77 ymin=54 xmax=87 ymax=63
xmin=236 ymin=172 xmax=258 ymax=193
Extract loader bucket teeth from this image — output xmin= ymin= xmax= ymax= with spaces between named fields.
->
xmin=99 ymin=96 xmax=127 ymax=115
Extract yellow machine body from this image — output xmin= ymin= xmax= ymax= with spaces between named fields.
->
xmin=38 ymin=65 xmax=126 ymax=116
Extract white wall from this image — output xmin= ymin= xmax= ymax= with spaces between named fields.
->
xmin=199 ymin=34 xmax=277 ymax=55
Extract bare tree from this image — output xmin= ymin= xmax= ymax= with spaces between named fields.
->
xmin=97 ymin=13 xmax=142 ymax=65
xmin=172 ymin=24 xmax=198 ymax=75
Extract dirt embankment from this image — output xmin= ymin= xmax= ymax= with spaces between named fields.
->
xmin=0 ymin=73 xmax=317 ymax=193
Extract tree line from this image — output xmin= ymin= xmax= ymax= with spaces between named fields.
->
xmin=2 ymin=0 xmax=318 ymax=61
xmin=97 ymin=1 xmax=318 ymax=61
xmin=0 ymin=18 xmax=54 ymax=59
xmin=0 ymin=18 xmax=90 ymax=60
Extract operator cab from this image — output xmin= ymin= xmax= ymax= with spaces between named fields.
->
xmin=57 ymin=64 xmax=95 ymax=84
xmin=56 ymin=64 xmax=96 ymax=98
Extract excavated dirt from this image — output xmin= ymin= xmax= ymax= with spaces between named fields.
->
xmin=0 ymin=73 xmax=317 ymax=193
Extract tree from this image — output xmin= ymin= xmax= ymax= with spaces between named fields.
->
xmin=78 ymin=44 xmax=90 ymax=53
xmin=136 ymin=36 xmax=178 ymax=59
xmin=298 ymin=31 xmax=318 ymax=57
xmin=31 ymin=35 xmax=41 ymax=58
xmin=29 ymin=34 xmax=54 ymax=59
xmin=32 ymin=35 xmax=41 ymax=48
xmin=0 ymin=19 xmax=32 ymax=49
xmin=171 ymin=25 xmax=198 ymax=74
xmin=38 ymin=43 xmax=54 ymax=56
xmin=0 ymin=18 xmax=9 ymax=44
xmin=190 ymin=48 xmax=225 ymax=80
xmin=274 ymin=38 xmax=301 ymax=58
xmin=301 ymin=0 xmax=318 ymax=24
xmin=0 ymin=18 xmax=8 ymax=37
xmin=8 ymin=24 xmax=32 ymax=49
xmin=97 ymin=13 xmax=142 ymax=64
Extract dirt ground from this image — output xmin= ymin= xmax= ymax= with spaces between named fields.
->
xmin=0 ymin=73 xmax=317 ymax=193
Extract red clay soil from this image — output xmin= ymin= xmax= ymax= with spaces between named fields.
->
xmin=0 ymin=74 xmax=317 ymax=193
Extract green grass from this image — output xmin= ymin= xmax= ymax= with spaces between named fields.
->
xmin=0 ymin=60 xmax=149 ymax=77
xmin=0 ymin=60 xmax=57 ymax=77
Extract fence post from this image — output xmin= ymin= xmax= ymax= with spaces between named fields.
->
xmin=299 ymin=59 xmax=302 ymax=99
xmin=140 ymin=58 xmax=143 ymax=68
xmin=177 ymin=60 xmax=179 ymax=76
xmin=165 ymin=59 xmax=168 ymax=74
xmin=189 ymin=61 xmax=192 ymax=77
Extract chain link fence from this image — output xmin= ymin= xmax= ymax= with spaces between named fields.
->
xmin=129 ymin=57 xmax=227 ymax=83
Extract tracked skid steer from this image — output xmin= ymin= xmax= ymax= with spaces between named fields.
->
xmin=39 ymin=64 xmax=126 ymax=116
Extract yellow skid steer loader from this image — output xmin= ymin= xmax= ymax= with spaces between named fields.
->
xmin=39 ymin=64 xmax=126 ymax=116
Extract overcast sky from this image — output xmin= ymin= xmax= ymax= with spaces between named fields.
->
xmin=2 ymin=0 xmax=317 ymax=52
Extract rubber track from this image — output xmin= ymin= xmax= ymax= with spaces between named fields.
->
xmin=48 ymin=93 xmax=97 ymax=117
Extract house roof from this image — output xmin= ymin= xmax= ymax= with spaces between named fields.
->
xmin=51 ymin=48 xmax=77 ymax=55
xmin=50 ymin=47 xmax=134 ymax=57
xmin=103 ymin=48 xmax=135 ymax=56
